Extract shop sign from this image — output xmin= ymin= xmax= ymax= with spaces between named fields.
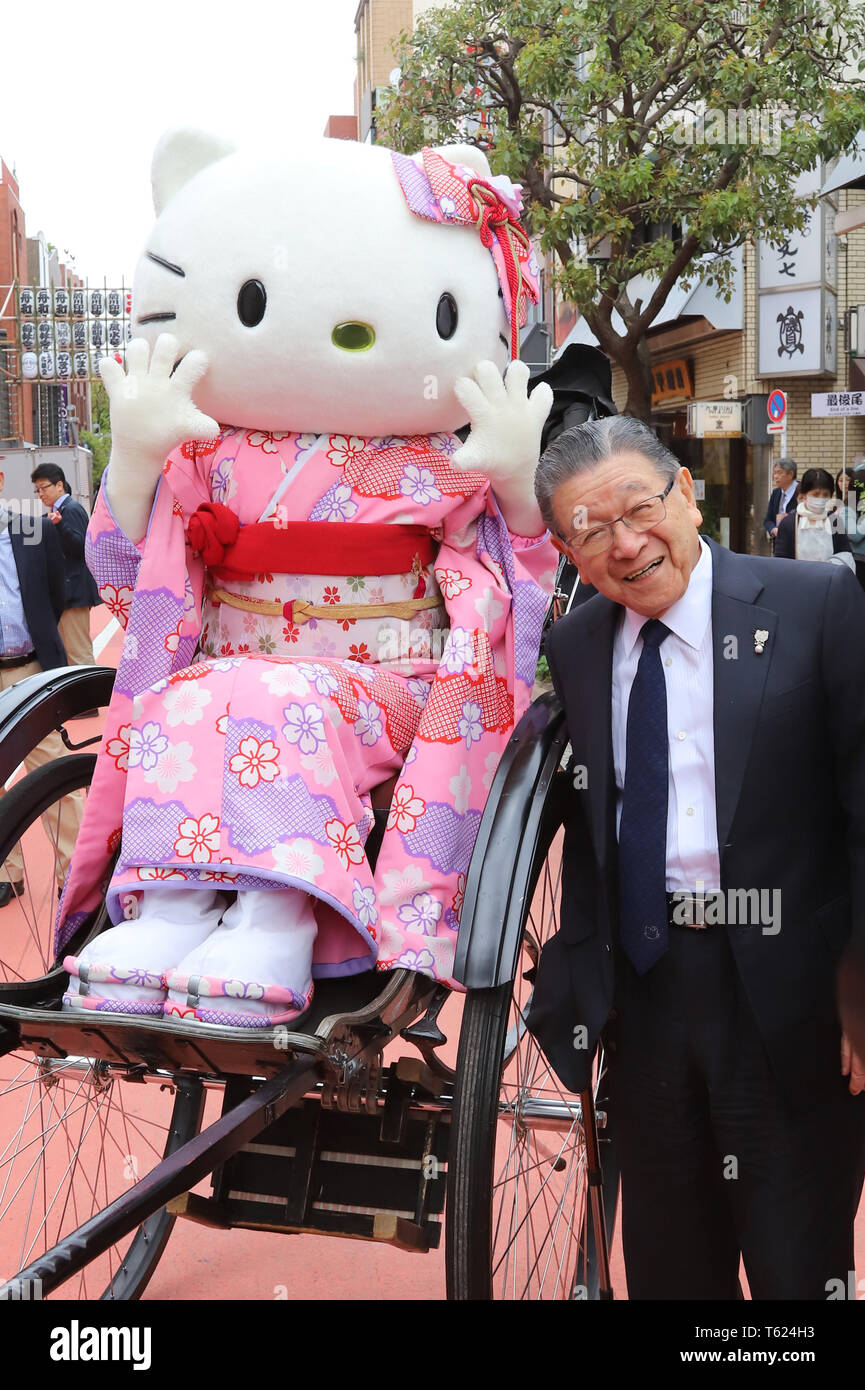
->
xmin=810 ymin=391 xmax=865 ymax=418
xmin=756 ymin=164 xmax=837 ymax=377
xmin=686 ymin=401 xmax=743 ymax=438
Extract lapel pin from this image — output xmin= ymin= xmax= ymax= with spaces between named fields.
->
xmin=754 ymin=628 xmax=769 ymax=655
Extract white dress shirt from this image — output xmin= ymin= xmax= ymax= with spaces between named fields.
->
xmin=612 ymin=538 xmax=721 ymax=892
xmin=0 ymin=505 xmax=35 ymax=658
xmin=779 ymin=481 xmax=796 ymax=515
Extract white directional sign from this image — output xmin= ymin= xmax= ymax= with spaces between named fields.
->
xmin=810 ymin=391 xmax=865 ymax=418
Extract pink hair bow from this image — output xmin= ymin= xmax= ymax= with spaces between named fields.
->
xmin=392 ymin=147 xmax=540 ymax=359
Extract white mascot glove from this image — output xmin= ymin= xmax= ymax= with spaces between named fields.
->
xmin=451 ymin=359 xmax=553 ymax=537
xmin=99 ymin=332 xmax=218 ymax=541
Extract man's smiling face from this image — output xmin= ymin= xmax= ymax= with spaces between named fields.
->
xmin=550 ymin=450 xmax=703 ymax=618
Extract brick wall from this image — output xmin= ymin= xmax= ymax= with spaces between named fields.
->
xmin=604 ymin=187 xmax=865 ymax=476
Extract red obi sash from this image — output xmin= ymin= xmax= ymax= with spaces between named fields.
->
xmin=186 ymin=504 xmax=436 ymax=580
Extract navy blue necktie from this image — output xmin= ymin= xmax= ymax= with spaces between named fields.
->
xmin=618 ymin=618 xmax=671 ymax=974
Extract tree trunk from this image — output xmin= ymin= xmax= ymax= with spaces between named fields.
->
xmin=621 ymin=337 xmax=655 ymax=422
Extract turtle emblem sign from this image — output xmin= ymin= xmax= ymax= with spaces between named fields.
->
xmin=777 ymin=305 xmax=805 ymax=359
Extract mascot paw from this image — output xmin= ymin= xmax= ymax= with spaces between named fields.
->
xmin=99 ymin=332 xmax=219 ymax=473
xmin=451 ymin=359 xmax=553 ymax=482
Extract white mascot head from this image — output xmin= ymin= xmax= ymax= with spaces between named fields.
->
xmin=131 ymin=129 xmax=536 ymax=437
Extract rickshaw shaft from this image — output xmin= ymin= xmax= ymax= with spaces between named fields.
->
xmin=0 ymin=1058 xmax=320 ymax=1300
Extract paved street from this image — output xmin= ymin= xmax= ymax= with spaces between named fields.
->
xmin=0 ymin=604 xmax=860 ymax=1300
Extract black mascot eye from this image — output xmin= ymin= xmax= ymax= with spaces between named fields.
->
xmin=436 ymin=292 xmax=458 ymax=340
xmin=237 ymin=280 xmax=267 ymax=327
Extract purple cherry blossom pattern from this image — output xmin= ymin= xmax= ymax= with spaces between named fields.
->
xmin=396 ymin=948 xmax=436 ymax=976
xmin=296 ymin=662 xmax=339 ymax=697
xmin=352 ymin=880 xmax=378 ymax=928
xmin=354 ymin=699 xmax=384 ymax=747
xmin=282 ymin=702 xmax=327 ymax=755
xmin=399 ymin=463 xmax=441 ymax=507
xmin=323 ymin=483 xmax=358 ymax=521
xmin=397 ymin=891 xmax=442 ymax=935
xmin=127 ymin=721 xmax=169 ymax=772
xmin=440 ymin=628 xmax=475 ymax=675
xmin=457 ymin=700 xmax=483 ymax=749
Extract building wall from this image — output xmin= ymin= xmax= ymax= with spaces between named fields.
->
xmin=741 ymin=187 xmax=865 ymax=472
xmin=355 ymin=0 xmax=413 ymax=140
xmin=0 ymin=159 xmax=34 ymax=443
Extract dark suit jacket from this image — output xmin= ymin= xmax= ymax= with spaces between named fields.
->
xmin=52 ymin=496 xmax=101 ymax=609
xmin=763 ymin=486 xmax=798 ymax=538
xmin=527 ymin=538 xmax=865 ymax=1109
xmin=7 ymin=517 xmax=68 ymax=671
xmin=773 ymin=510 xmax=852 ymax=561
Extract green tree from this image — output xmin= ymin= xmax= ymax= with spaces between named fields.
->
xmin=80 ymin=379 xmax=111 ymax=489
xmin=379 ymin=0 xmax=865 ymax=419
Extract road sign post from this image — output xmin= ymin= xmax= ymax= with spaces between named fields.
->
xmin=767 ymin=390 xmax=787 ymax=456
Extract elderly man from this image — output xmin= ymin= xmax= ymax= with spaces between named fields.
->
xmin=763 ymin=457 xmax=798 ymax=548
xmin=528 ymin=416 xmax=865 ymax=1301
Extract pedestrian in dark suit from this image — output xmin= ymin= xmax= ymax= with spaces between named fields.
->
xmin=31 ymin=463 xmax=101 ymax=667
xmin=0 ymin=470 xmax=82 ymax=906
xmin=763 ymin=457 xmax=798 ymax=548
xmin=529 ymin=417 xmax=865 ymax=1301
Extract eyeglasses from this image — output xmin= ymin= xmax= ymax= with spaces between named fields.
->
xmin=33 ymin=482 xmax=55 ymax=495
xmin=559 ymin=474 xmax=678 ymax=557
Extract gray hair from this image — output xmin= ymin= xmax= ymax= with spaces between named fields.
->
xmin=776 ymin=457 xmax=797 ymax=478
xmin=534 ymin=416 xmax=681 ymax=538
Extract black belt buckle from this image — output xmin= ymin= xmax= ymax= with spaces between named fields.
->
xmin=667 ymin=890 xmax=715 ymax=930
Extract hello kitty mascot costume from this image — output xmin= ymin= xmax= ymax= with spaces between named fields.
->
xmin=59 ymin=129 xmax=556 ymax=1027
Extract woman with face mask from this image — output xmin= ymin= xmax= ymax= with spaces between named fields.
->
xmin=773 ymin=467 xmax=855 ymax=570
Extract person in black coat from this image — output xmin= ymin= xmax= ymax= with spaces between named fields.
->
xmin=0 ymin=469 xmax=81 ymax=906
xmin=529 ymin=417 xmax=865 ymax=1301
xmin=762 ymin=457 xmax=798 ymax=549
xmin=31 ymin=463 xmax=101 ymax=666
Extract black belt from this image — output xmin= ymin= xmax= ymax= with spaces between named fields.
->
xmin=0 ymin=651 xmax=36 ymax=671
xmin=666 ymin=890 xmax=722 ymax=930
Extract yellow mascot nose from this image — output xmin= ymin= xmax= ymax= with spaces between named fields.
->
xmin=331 ymin=321 xmax=376 ymax=352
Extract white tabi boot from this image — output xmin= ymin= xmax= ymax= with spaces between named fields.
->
xmin=63 ymin=887 xmax=228 ymax=1018
xmin=165 ymin=888 xmax=318 ymax=1028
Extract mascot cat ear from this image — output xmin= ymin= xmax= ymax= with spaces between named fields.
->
xmin=152 ymin=127 xmax=236 ymax=214
xmin=428 ymin=144 xmax=493 ymax=179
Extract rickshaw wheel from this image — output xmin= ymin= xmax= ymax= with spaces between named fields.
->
xmin=446 ymin=822 xmax=611 ymax=1300
xmin=0 ymin=756 xmax=206 ymax=1300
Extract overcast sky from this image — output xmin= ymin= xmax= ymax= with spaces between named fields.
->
xmin=1 ymin=0 xmax=359 ymax=285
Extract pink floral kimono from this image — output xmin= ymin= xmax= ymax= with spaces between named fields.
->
xmin=57 ymin=428 xmax=555 ymax=989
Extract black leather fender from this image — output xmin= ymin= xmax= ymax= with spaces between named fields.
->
xmin=454 ymin=693 xmax=570 ymax=989
xmin=0 ymin=665 xmax=115 ymax=782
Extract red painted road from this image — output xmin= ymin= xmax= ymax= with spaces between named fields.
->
xmin=0 ymin=607 xmax=860 ymax=1300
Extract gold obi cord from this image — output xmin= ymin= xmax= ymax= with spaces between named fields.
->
xmin=208 ymin=586 xmax=444 ymax=627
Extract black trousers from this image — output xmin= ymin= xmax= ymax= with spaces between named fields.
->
xmin=605 ymin=927 xmax=865 ymax=1300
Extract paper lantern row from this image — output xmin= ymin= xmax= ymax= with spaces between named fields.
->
xmin=18 ymin=287 xmax=131 ymax=319
xmin=21 ymin=350 xmax=125 ymax=381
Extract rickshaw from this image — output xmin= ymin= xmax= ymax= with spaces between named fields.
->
xmin=0 ymin=351 xmax=620 ymax=1303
